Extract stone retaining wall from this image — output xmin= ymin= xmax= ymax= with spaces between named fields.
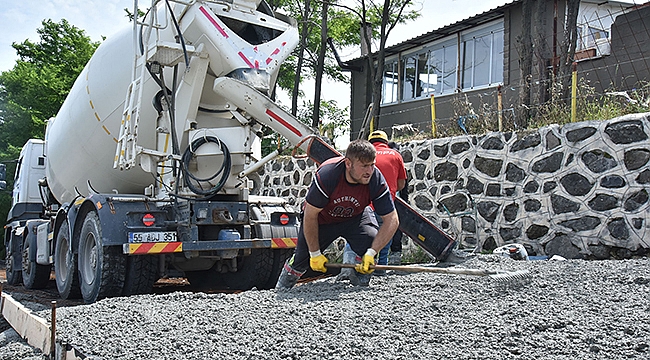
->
xmin=258 ymin=113 xmax=650 ymax=259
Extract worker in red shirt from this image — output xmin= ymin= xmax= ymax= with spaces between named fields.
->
xmin=368 ymin=130 xmax=407 ymax=273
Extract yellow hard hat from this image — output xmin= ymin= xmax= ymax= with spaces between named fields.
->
xmin=368 ymin=130 xmax=388 ymax=143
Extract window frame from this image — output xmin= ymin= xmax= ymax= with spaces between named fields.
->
xmin=379 ymin=18 xmax=504 ymax=105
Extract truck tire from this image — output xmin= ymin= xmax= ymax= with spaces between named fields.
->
xmin=221 ymin=249 xmax=274 ymax=290
xmin=21 ymin=235 xmax=51 ymax=289
xmin=263 ymin=249 xmax=294 ymax=289
xmin=78 ymin=211 xmax=125 ymax=303
xmin=122 ymin=255 xmax=159 ymax=296
xmin=54 ymin=222 xmax=81 ymax=299
xmin=5 ymin=234 xmax=22 ymax=285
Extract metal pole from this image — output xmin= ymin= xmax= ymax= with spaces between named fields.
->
xmin=430 ymin=94 xmax=437 ymax=138
xmin=571 ymin=62 xmax=577 ymax=122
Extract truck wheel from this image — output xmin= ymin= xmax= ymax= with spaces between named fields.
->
xmin=122 ymin=255 xmax=159 ymax=296
xmin=54 ymin=222 xmax=81 ymax=299
xmin=263 ymin=249 xmax=294 ymax=289
xmin=78 ymin=211 xmax=125 ymax=303
xmin=221 ymin=249 xmax=274 ymax=290
xmin=5 ymin=235 xmax=22 ymax=285
xmin=21 ymin=235 xmax=51 ymax=289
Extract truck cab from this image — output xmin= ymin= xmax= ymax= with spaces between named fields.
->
xmin=4 ymin=139 xmax=49 ymax=286
xmin=9 ymin=139 xmax=46 ymax=215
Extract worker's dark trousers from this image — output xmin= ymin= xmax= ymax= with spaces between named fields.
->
xmin=289 ymin=206 xmax=379 ymax=272
xmin=390 ymin=230 xmax=403 ymax=253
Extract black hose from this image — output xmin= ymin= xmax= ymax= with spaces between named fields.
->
xmin=165 ymin=0 xmax=190 ymax=68
xmin=181 ymin=136 xmax=231 ymax=196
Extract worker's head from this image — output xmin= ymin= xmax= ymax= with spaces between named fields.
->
xmin=368 ymin=130 xmax=388 ymax=144
xmin=344 ymin=140 xmax=376 ymax=185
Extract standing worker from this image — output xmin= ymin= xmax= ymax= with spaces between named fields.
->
xmin=340 ymin=131 xmax=407 ymax=277
xmin=275 ymin=140 xmax=399 ymax=290
xmin=386 ymin=140 xmax=409 ymax=267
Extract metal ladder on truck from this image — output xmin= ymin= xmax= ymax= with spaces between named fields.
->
xmin=114 ymin=0 xmax=195 ymax=171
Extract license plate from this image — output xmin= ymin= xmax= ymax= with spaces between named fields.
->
xmin=128 ymin=231 xmax=177 ymax=243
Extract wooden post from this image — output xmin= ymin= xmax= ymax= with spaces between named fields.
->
xmin=430 ymin=94 xmax=437 ymax=138
xmin=497 ymin=85 xmax=503 ymax=132
xmin=51 ymin=301 xmax=56 ymax=357
xmin=571 ymin=62 xmax=577 ymax=122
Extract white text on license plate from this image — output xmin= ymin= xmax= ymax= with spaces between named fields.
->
xmin=129 ymin=231 xmax=177 ymax=243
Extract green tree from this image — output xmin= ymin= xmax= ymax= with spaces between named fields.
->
xmin=272 ymin=1 xmax=359 ymax=116
xmin=0 ymin=19 xmax=99 ymax=244
xmin=336 ymin=0 xmax=419 ymax=138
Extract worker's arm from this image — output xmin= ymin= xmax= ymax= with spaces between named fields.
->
xmin=357 ymin=209 xmax=399 ymax=274
xmin=303 ymin=202 xmax=322 ymax=252
xmin=303 ymin=202 xmax=328 ymax=272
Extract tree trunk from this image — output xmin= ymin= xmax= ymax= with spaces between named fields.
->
xmin=312 ymin=1 xmax=329 ymax=128
xmin=558 ymin=0 xmax=580 ymax=104
xmin=365 ymin=0 xmax=392 ymax=138
xmin=292 ymin=0 xmax=311 ymax=116
xmin=518 ymin=0 xmax=533 ymax=128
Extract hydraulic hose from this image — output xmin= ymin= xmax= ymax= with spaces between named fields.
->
xmin=181 ymin=135 xmax=231 ymax=196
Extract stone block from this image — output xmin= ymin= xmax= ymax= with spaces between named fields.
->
xmin=474 ymin=156 xmax=503 ymax=178
xmin=624 ymin=148 xmax=650 ymax=170
xmin=588 ymin=193 xmax=619 ymax=211
xmin=605 ymin=119 xmax=648 ymax=144
xmin=532 ymin=152 xmax=563 ymax=173
xmin=560 ymin=173 xmax=593 ymax=196
xmin=581 ymin=149 xmax=617 ymax=173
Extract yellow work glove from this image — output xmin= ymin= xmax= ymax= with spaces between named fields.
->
xmin=355 ymin=248 xmax=377 ymax=274
xmin=309 ymin=251 xmax=328 ymax=273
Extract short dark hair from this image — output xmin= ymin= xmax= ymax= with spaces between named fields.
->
xmin=345 ymin=139 xmax=375 ymax=163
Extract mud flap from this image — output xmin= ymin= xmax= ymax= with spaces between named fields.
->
xmin=394 ymin=197 xmax=457 ymax=261
xmin=306 ymin=137 xmax=340 ymax=165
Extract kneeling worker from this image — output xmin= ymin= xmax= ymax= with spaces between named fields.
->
xmin=276 ymin=140 xmax=399 ymax=290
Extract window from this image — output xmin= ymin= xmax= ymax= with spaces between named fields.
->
xmin=389 ymin=40 xmax=458 ymax=104
xmin=382 ymin=61 xmax=399 ymax=104
xmin=427 ymin=42 xmax=458 ymax=96
xmin=380 ymin=19 xmax=503 ymax=103
xmin=401 ymin=56 xmax=418 ymax=100
xmin=461 ymin=24 xmax=504 ymax=89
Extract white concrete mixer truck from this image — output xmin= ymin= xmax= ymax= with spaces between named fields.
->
xmin=2 ymin=0 xmax=341 ymax=303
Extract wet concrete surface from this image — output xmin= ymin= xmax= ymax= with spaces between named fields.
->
xmin=2 ymin=255 xmax=650 ymax=359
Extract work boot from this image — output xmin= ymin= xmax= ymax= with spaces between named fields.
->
xmin=351 ymin=253 xmax=372 ymax=286
xmin=387 ymin=252 xmax=402 ymax=265
xmin=335 ymin=244 xmax=356 ymax=282
xmin=350 ymin=270 xmax=374 ymax=286
xmin=336 ymin=246 xmax=371 ymax=286
xmin=275 ymin=260 xmax=305 ymax=290
xmin=373 ymin=269 xmax=387 ymax=276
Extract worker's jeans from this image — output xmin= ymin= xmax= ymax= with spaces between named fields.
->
xmin=290 ymin=206 xmax=378 ymax=272
xmin=374 ymin=212 xmax=401 ymax=265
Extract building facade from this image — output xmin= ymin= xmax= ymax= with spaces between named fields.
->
xmin=348 ymin=0 xmax=650 ymax=139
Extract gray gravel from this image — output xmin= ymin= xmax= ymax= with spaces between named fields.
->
xmin=2 ymin=255 xmax=650 ymax=359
